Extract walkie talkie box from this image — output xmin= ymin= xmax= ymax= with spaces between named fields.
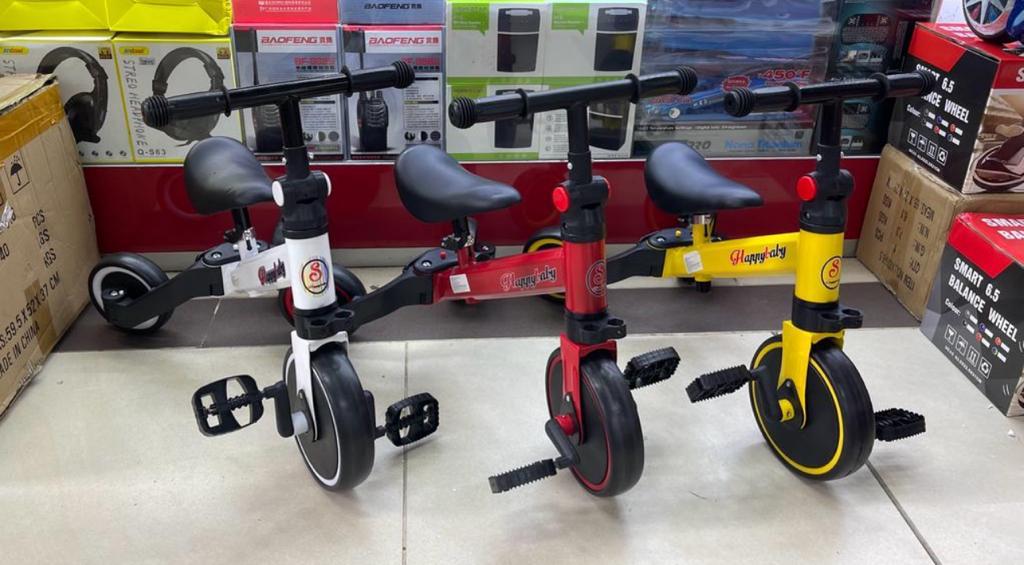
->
xmin=342 ymin=25 xmax=444 ymax=160
xmin=233 ymin=25 xmax=345 ymax=160
xmin=921 ymin=213 xmax=1024 ymax=417
xmin=0 ymin=31 xmax=132 ymax=163
xmin=114 ymin=34 xmax=243 ymax=163
xmin=890 ymin=23 xmax=1024 ymax=193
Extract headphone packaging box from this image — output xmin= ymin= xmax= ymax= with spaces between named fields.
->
xmin=342 ymin=25 xmax=444 ymax=160
xmin=114 ymin=34 xmax=243 ymax=163
xmin=106 ymin=0 xmax=231 ymax=35
xmin=0 ymin=31 xmax=132 ymax=163
xmin=232 ymin=0 xmax=338 ymax=24
xmin=339 ymin=0 xmax=445 ymax=24
xmin=0 ymin=0 xmax=107 ymax=31
xmin=234 ymin=25 xmax=346 ymax=160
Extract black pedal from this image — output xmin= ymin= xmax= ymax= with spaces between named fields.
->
xmin=381 ymin=393 xmax=439 ymax=447
xmin=192 ymin=375 xmax=265 ymax=437
xmin=624 ymin=347 xmax=680 ymax=390
xmin=686 ymin=365 xmax=753 ymax=403
xmin=489 ymin=460 xmax=557 ymax=493
xmin=875 ymin=408 xmax=926 ymax=442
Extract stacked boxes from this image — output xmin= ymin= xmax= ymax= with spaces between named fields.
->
xmin=0 ymin=0 xmax=108 ymax=31
xmin=339 ymin=0 xmax=445 ymax=24
xmin=106 ymin=0 xmax=232 ymax=35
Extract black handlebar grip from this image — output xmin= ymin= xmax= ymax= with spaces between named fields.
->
xmin=870 ymin=70 xmax=935 ymax=100
xmin=141 ymin=90 xmax=228 ymax=128
xmin=723 ymin=83 xmax=801 ymax=118
xmin=141 ymin=95 xmax=170 ymax=128
xmin=392 ymin=60 xmax=415 ymax=89
xmin=448 ymin=97 xmax=477 ymax=129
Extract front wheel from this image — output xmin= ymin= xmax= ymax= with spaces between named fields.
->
xmin=285 ymin=343 xmax=375 ymax=491
xmin=88 ymin=253 xmax=173 ymax=334
xmin=748 ymin=336 xmax=875 ymax=481
xmin=545 ymin=348 xmax=644 ymax=496
xmin=523 ymin=226 xmax=565 ymax=303
xmin=279 ymin=263 xmax=366 ymax=327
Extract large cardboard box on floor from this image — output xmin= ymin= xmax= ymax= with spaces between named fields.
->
xmin=857 ymin=145 xmax=1023 ymax=319
xmin=921 ymin=213 xmax=1024 ymax=417
xmin=0 ymin=74 xmax=99 ymax=418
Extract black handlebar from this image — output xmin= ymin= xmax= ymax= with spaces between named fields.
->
xmin=142 ymin=61 xmax=415 ymax=128
xmin=723 ymin=71 xmax=935 ymax=117
xmin=448 ymin=67 xmax=698 ymax=129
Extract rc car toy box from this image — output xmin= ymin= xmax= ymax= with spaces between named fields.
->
xmin=106 ymin=0 xmax=232 ymax=35
xmin=0 ymin=0 xmax=107 ymax=30
xmin=890 ymin=23 xmax=1024 ymax=193
xmin=858 ymin=145 xmax=1022 ymax=319
xmin=0 ymin=74 xmax=99 ymax=419
xmin=234 ymin=25 xmax=345 ymax=159
xmin=342 ymin=25 xmax=443 ymax=160
xmin=340 ymin=0 xmax=444 ymax=24
xmin=0 ymin=32 xmax=132 ymax=164
xmin=233 ymin=0 xmax=338 ymax=24
xmin=114 ymin=34 xmax=243 ymax=163
xmin=921 ymin=213 xmax=1024 ymax=416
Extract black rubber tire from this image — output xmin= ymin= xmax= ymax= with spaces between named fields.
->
xmin=545 ymin=348 xmax=644 ymax=496
xmin=523 ymin=226 xmax=565 ymax=303
xmin=748 ymin=335 xmax=875 ymax=481
xmin=88 ymin=253 xmax=173 ymax=334
xmin=278 ymin=263 xmax=367 ymax=328
xmin=963 ymin=0 xmax=1014 ymax=43
xmin=285 ymin=343 xmax=375 ymax=491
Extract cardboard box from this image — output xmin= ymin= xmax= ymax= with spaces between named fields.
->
xmin=233 ymin=0 xmax=338 ymax=25
xmin=890 ymin=23 xmax=1024 ymax=193
xmin=234 ymin=25 xmax=345 ymax=159
xmin=106 ymin=0 xmax=232 ymax=35
xmin=857 ymin=145 xmax=1023 ymax=319
xmin=340 ymin=0 xmax=444 ymax=24
xmin=921 ymin=213 xmax=1024 ymax=416
xmin=0 ymin=0 xmax=107 ymax=30
xmin=0 ymin=74 xmax=99 ymax=418
xmin=114 ymin=34 xmax=243 ymax=163
xmin=0 ymin=32 xmax=132 ymax=164
xmin=342 ymin=25 xmax=443 ymax=160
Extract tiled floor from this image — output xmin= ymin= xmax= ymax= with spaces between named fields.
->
xmin=2 ymin=267 xmax=1022 ymax=564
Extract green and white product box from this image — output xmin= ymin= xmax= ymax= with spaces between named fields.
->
xmin=343 ymin=25 xmax=444 ymax=160
xmin=0 ymin=31 xmax=132 ymax=163
xmin=543 ymin=0 xmax=645 ymax=78
xmin=447 ymin=0 xmax=551 ymax=78
xmin=114 ymin=34 xmax=243 ymax=163
xmin=234 ymin=26 xmax=346 ymax=160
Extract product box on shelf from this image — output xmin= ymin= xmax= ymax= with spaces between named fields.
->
xmin=234 ymin=25 xmax=345 ymax=159
xmin=0 ymin=0 xmax=107 ymax=30
xmin=890 ymin=23 xmax=1024 ymax=193
xmin=634 ymin=8 xmax=834 ymax=158
xmin=106 ymin=0 xmax=231 ymax=35
xmin=114 ymin=34 xmax=243 ymax=163
xmin=0 ymin=74 xmax=99 ymax=419
xmin=921 ymin=213 xmax=1024 ymax=417
xmin=0 ymin=31 xmax=132 ymax=163
xmin=342 ymin=25 xmax=443 ymax=160
xmin=857 ymin=145 xmax=1022 ymax=319
xmin=826 ymin=0 xmax=933 ymax=155
xmin=233 ymin=0 xmax=338 ymax=24
xmin=340 ymin=0 xmax=444 ymax=24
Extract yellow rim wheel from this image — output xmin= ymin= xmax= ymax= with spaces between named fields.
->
xmin=524 ymin=235 xmax=565 ymax=302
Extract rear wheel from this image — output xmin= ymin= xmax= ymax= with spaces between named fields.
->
xmin=545 ymin=348 xmax=644 ymax=496
xmin=279 ymin=264 xmax=366 ymax=327
xmin=88 ymin=253 xmax=173 ymax=334
xmin=523 ymin=226 xmax=565 ymax=303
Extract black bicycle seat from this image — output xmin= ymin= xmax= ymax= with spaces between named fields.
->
xmin=644 ymin=143 xmax=763 ymax=216
xmin=184 ymin=137 xmax=274 ymax=216
xmin=395 ymin=145 xmax=521 ymax=223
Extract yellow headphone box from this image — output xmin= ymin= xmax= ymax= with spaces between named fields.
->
xmin=107 ymin=0 xmax=232 ymax=36
xmin=0 ymin=31 xmax=132 ymax=163
xmin=113 ymin=34 xmax=242 ymax=163
xmin=0 ymin=0 xmax=107 ymax=31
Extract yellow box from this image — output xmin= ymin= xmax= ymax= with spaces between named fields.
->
xmin=0 ymin=0 xmax=108 ymax=31
xmin=106 ymin=0 xmax=231 ymax=36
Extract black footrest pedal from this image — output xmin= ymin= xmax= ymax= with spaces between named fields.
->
xmin=192 ymin=375 xmax=295 ymax=438
xmin=624 ymin=347 xmax=680 ymax=390
xmin=875 ymin=408 xmax=925 ymax=442
xmin=686 ymin=365 xmax=753 ymax=403
xmin=379 ymin=393 xmax=439 ymax=447
xmin=489 ymin=460 xmax=557 ymax=493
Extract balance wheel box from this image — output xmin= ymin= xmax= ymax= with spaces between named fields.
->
xmin=0 ymin=74 xmax=99 ymax=418
xmin=233 ymin=0 xmax=338 ymax=24
xmin=858 ymin=145 xmax=1022 ymax=319
xmin=233 ymin=25 xmax=345 ymax=160
xmin=921 ymin=213 xmax=1024 ymax=417
xmin=114 ymin=34 xmax=243 ymax=163
xmin=106 ymin=0 xmax=231 ymax=35
xmin=0 ymin=0 xmax=107 ymax=31
xmin=0 ymin=32 xmax=132 ymax=164
xmin=890 ymin=23 xmax=1024 ymax=194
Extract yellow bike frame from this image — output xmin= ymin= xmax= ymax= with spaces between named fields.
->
xmin=662 ymin=221 xmax=846 ymax=425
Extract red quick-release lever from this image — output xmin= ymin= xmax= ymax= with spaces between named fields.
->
xmin=552 ymin=186 xmax=570 ymax=212
xmin=796 ymin=175 xmax=817 ymax=202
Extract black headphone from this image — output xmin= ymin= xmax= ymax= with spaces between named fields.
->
xmin=151 ymin=47 xmax=225 ymax=143
xmin=37 ymin=47 xmax=108 ymax=144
